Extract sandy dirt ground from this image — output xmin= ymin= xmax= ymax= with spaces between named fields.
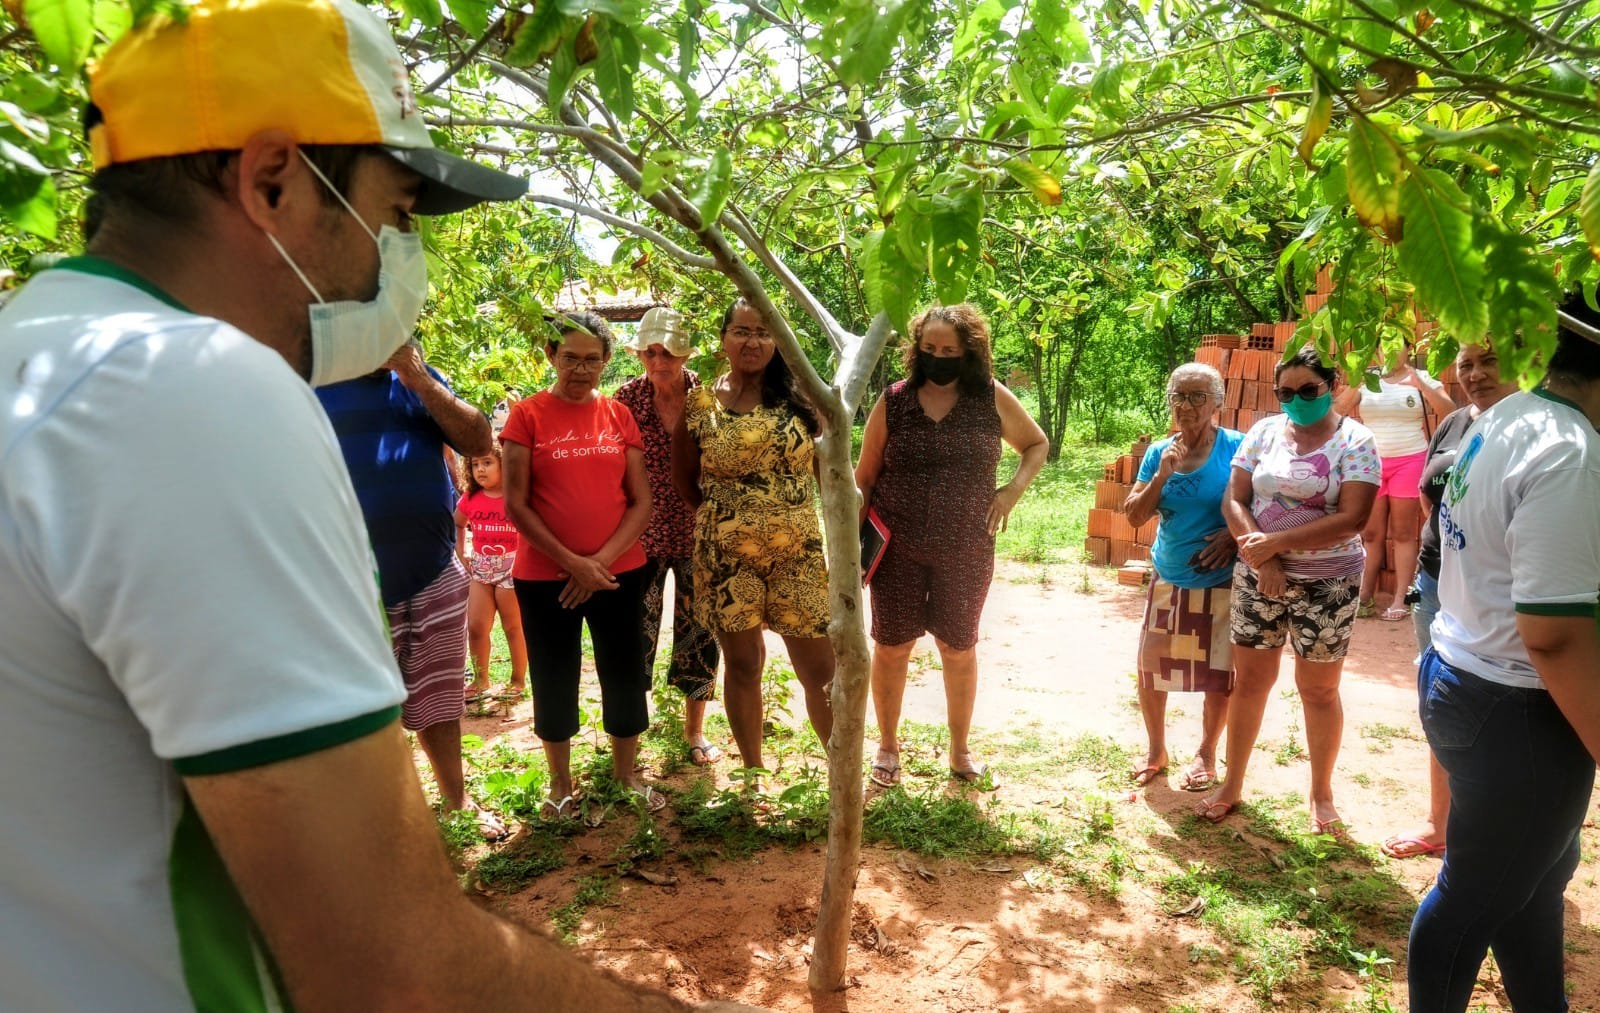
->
xmin=455 ymin=562 xmax=1600 ymax=1012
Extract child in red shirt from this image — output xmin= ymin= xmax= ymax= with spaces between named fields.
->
xmin=454 ymin=444 xmax=528 ymax=701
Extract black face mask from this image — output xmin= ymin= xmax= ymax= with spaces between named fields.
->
xmin=918 ymin=350 xmax=963 ymax=386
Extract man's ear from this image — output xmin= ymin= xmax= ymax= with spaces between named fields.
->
xmin=235 ymin=130 xmax=311 ymax=235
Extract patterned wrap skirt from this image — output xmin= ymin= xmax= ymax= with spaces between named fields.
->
xmin=1136 ymin=575 xmax=1234 ymax=694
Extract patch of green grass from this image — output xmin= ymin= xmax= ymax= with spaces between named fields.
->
xmin=474 ymin=834 xmax=567 ymax=891
xmin=438 ymin=809 xmax=483 ymax=857
xmin=1169 ymin=797 xmax=1417 ymax=1008
xmin=994 ymin=446 xmax=1121 ymax=564
xmin=865 ymin=784 xmax=1015 ymax=856
xmin=552 ymin=873 xmax=616 ymax=940
xmin=1060 ymin=733 xmax=1133 ymax=775
xmin=671 ymin=772 xmax=830 ymax=858
xmin=1359 ymin=723 xmax=1421 ymax=753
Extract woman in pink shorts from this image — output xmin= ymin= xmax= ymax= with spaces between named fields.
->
xmin=1335 ymin=348 xmax=1457 ymax=621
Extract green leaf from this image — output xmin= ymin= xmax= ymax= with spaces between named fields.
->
xmin=929 ymin=184 xmax=983 ymax=305
xmin=444 ymin=0 xmax=490 ymax=36
xmin=1581 ymin=159 xmax=1600 ymax=263
xmin=953 ymin=0 xmax=1006 ymax=63
xmin=506 ymin=2 xmax=577 ymax=66
xmin=833 ymin=0 xmax=916 ymax=87
xmin=1346 ymin=116 xmax=1403 ymax=239
xmin=92 ymin=0 xmax=132 ymax=45
xmin=23 ymin=0 xmax=94 ymax=72
xmin=689 ymin=148 xmax=732 ymax=226
xmin=556 ymin=0 xmax=641 ymax=16
xmin=1002 ymin=157 xmax=1061 ymax=206
xmin=0 ymin=172 xmax=55 ymax=240
xmin=1397 ymin=169 xmax=1487 ymax=342
xmin=544 ymin=37 xmax=591 ymax=110
xmin=395 ymin=0 xmax=442 ymax=27
xmin=591 ymin=18 xmax=636 ymax=123
xmin=861 ymin=226 xmax=919 ymax=334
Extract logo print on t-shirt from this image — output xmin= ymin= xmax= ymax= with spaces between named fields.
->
xmin=1445 ymin=433 xmax=1484 ymax=507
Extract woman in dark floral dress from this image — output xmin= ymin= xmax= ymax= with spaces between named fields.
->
xmin=855 ymin=304 xmax=1048 ymax=786
xmin=616 ymin=307 xmax=723 ymax=766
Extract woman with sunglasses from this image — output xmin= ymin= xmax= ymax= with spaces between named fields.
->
xmin=615 ymin=307 xmax=724 ymax=768
xmin=1195 ymin=347 xmax=1380 ymax=831
xmin=672 ymin=298 xmax=834 ymax=783
xmin=501 ymin=311 xmax=662 ymax=817
xmin=1122 ymin=363 xmax=1242 ymax=793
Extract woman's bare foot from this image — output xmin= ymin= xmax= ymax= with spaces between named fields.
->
xmin=1130 ymin=750 xmax=1168 ymax=787
xmin=1381 ymin=821 xmax=1445 ymax=858
xmin=1309 ymin=799 xmax=1345 ymax=835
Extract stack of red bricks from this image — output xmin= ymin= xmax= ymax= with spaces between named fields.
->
xmin=1085 ymin=437 xmax=1158 ymax=584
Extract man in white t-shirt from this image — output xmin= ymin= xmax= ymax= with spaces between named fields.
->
xmin=1408 ymin=298 xmax=1600 ymax=1013
xmin=0 ymin=1 xmax=706 ymax=1010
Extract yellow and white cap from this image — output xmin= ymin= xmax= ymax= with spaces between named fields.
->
xmin=86 ymin=0 xmax=525 ymax=213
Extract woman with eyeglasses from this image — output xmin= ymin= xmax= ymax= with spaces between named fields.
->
xmin=672 ymin=298 xmax=834 ymax=782
xmin=854 ymin=304 xmax=1048 ymax=787
xmin=1121 ymin=363 xmax=1242 ymax=793
xmin=614 ymin=307 xmax=724 ymax=768
xmin=1194 ymin=347 xmax=1380 ymax=831
xmin=501 ymin=311 xmax=663 ymax=817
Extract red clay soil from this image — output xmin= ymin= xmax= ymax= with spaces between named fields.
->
xmin=459 ymin=563 xmax=1600 ymax=1011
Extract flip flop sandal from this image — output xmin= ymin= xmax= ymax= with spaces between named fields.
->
xmin=1381 ymin=834 xmax=1446 ymax=859
xmin=1129 ymin=764 xmax=1167 ymax=787
xmin=1379 ymin=607 xmax=1412 ymax=622
xmin=869 ymin=762 xmax=901 ymax=787
xmin=1178 ymin=769 xmax=1218 ymax=792
xmin=1356 ymin=599 xmax=1378 ymax=619
xmin=541 ymin=795 xmax=577 ymax=821
xmin=631 ymin=787 xmax=668 ymax=814
xmin=1194 ymin=798 xmax=1238 ymax=824
xmin=950 ymin=763 xmax=990 ymax=784
xmin=688 ymin=743 xmax=723 ymax=767
xmin=1311 ymin=817 xmax=1348 ymax=837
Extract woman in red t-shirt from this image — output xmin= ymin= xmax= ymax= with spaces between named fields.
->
xmin=501 ymin=312 xmax=660 ymax=817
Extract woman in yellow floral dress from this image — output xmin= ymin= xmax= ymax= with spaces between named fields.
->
xmin=672 ymin=298 xmax=834 ymax=775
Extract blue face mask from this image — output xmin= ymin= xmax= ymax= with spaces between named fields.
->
xmin=1282 ymin=391 xmax=1333 ymax=426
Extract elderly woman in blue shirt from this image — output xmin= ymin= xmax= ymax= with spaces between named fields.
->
xmin=1122 ymin=363 xmax=1242 ymax=791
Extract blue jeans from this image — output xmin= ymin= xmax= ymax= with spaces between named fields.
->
xmin=1408 ymin=648 xmax=1595 ymax=1012
xmin=1411 ymin=569 xmax=1439 ymax=657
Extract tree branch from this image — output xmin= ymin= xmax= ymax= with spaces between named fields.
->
xmin=422 ymin=16 xmax=506 ymax=94
xmin=523 ymin=194 xmax=717 ymax=270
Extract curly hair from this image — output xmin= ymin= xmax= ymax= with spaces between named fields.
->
xmin=901 ymin=303 xmax=994 ymax=396
xmin=462 ymin=442 xmax=502 ymax=497
xmin=719 ymin=297 xmax=820 ymax=435
xmin=545 ymin=309 xmax=615 ymax=357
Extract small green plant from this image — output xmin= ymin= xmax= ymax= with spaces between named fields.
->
xmin=438 ymin=809 xmax=483 ymax=857
xmin=551 ymin=873 xmax=616 ymax=940
xmin=1350 ymin=947 xmax=1397 ymax=1012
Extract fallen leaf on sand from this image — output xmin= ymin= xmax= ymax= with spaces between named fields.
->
xmin=630 ymin=868 xmax=678 ymax=886
xmin=1172 ymin=896 xmax=1206 ymax=918
xmin=914 ymin=862 xmax=937 ymax=881
xmin=978 ymin=861 xmax=1013 ymax=874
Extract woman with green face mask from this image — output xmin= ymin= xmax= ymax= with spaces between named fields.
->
xmin=1194 ymin=347 xmax=1381 ymax=833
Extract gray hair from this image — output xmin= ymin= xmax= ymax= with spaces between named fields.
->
xmin=1167 ymin=362 xmax=1225 ymax=404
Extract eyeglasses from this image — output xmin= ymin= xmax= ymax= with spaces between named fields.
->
xmin=1273 ymin=381 xmax=1330 ymax=403
xmin=1166 ymin=391 xmax=1210 ymax=407
xmin=727 ymin=326 xmax=773 ymax=344
xmin=555 ymin=353 xmax=605 ymax=372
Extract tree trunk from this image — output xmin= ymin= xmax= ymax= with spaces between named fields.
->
xmin=807 ymin=397 xmax=870 ymax=991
